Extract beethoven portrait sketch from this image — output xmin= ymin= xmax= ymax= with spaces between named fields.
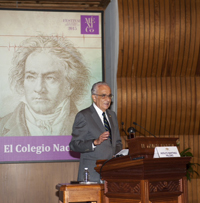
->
xmin=0 ymin=35 xmax=90 ymax=136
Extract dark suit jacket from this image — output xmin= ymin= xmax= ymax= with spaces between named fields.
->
xmin=69 ymin=104 xmax=122 ymax=182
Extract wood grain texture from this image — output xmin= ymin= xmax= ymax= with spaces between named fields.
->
xmin=117 ymin=0 xmax=200 ymax=135
xmin=0 ymin=161 xmax=79 ymax=203
xmin=117 ymin=0 xmax=200 ymax=202
xmin=117 ymin=0 xmax=199 ymax=77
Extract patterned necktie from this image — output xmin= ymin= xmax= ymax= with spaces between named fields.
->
xmin=102 ymin=112 xmax=112 ymax=143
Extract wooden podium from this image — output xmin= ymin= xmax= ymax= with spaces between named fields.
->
xmin=95 ymin=137 xmax=191 ymax=203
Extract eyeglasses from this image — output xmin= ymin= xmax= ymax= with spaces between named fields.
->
xmin=93 ymin=94 xmax=113 ymax=99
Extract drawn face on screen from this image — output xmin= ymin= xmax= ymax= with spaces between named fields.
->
xmin=24 ymin=51 xmax=71 ymax=115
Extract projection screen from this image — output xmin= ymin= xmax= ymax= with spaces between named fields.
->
xmin=0 ymin=9 xmax=103 ymax=162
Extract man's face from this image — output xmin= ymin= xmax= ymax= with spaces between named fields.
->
xmin=24 ymin=51 xmax=70 ymax=115
xmin=92 ymin=85 xmax=112 ymax=112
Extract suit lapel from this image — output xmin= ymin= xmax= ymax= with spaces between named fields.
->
xmin=106 ymin=110 xmax=114 ymax=130
xmin=90 ymin=105 xmax=105 ymax=133
xmin=106 ymin=110 xmax=115 ymax=145
xmin=89 ymin=105 xmax=115 ymax=143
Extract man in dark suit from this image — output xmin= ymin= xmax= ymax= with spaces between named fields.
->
xmin=69 ymin=81 xmax=122 ymax=183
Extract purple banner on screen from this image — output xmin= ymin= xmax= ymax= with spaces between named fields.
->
xmin=81 ymin=15 xmax=99 ymax=34
xmin=0 ymin=136 xmax=80 ymax=162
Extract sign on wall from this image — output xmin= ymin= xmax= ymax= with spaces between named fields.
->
xmin=0 ymin=9 xmax=103 ymax=162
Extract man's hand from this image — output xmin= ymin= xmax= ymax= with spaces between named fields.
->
xmin=93 ymin=131 xmax=109 ymax=145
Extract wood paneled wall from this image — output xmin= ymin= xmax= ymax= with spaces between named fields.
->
xmin=0 ymin=162 xmax=79 ymax=203
xmin=117 ymin=0 xmax=199 ymax=78
xmin=117 ymin=0 xmax=200 ymax=202
xmin=118 ymin=77 xmax=200 ymax=136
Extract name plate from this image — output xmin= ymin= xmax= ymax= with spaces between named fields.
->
xmin=153 ymin=146 xmax=180 ymax=158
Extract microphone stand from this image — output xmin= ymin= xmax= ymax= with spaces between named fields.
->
xmin=133 ymin=122 xmax=156 ymax=138
xmin=121 ymin=122 xmax=128 ymax=142
xmin=121 ymin=122 xmax=136 ymax=148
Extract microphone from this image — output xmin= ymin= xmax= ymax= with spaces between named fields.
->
xmin=127 ymin=127 xmax=136 ymax=134
xmin=133 ymin=122 xmax=156 ymax=138
xmin=122 ymin=122 xmax=136 ymax=139
xmin=127 ymin=127 xmax=136 ymax=139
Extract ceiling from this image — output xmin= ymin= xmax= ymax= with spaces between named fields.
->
xmin=0 ymin=0 xmax=111 ymax=10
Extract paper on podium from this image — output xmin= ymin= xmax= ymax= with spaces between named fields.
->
xmin=114 ymin=149 xmax=129 ymax=157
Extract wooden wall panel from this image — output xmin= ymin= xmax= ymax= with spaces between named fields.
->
xmin=117 ymin=0 xmax=200 ymax=202
xmin=0 ymin=162 xmax=79 ymax=203
xmin=126 ymin=77 xmax=133 ymax=130
xmin=148 ymin=0 xmax=155 ymax=76
xmin=160 ymin=77 xmax=167 ymax=135
xmin=117 ymin=0 xmax=199 ymax=78
xmin=133 ymin=0 xmax=139 ymax=76
xmin=171 ymin=0 xmax=179 ymax=76
xmin=188 ymin=0 xmax=196 ymax=76
xmin=143 ymin=0 xmax=150 ymax=77
xmin=118 ymin=77 xmax=199 ymax=137
xmin=145 ymin=78 xmax=152 ymax=137
xmin=127 ymin=0 xmax=134 ymax=77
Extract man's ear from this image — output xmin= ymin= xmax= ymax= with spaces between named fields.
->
xmin=92 ymin=95 xmax=96 ymax=103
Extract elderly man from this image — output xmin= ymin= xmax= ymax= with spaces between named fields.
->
xmin=70 ymin=81 xmax=122 ymax=182
xmin=0 ymin=35 xmax=89 ymax=136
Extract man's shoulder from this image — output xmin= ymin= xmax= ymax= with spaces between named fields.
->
xmin=74 ymin=105 xmax=95 ymax=121
xmin=106 ymin=108 xmax=116 ymax=115
xmin=78 ymin=105 xmax=93 ymax=114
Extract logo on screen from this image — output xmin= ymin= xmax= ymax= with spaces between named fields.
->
xmin=81 ymin=15 xmax=99 ymax=34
